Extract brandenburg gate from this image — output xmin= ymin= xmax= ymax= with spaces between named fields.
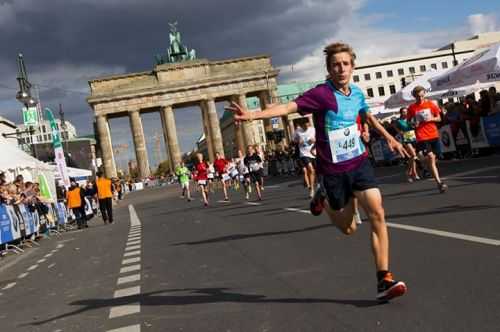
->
xmin=87 ymin=27 xmax=286 ymax=178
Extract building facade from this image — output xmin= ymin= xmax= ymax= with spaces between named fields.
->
xmin=17 ymin=119 xmax=77 ymax=146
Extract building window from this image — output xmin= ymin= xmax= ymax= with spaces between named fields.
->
xmin=366 ymin=88 xmax=374 ymax=98
xmin=364 ymin=73 xmax=371 ymax=81
xmin=378 ymin=86 xmax=385 ymax=97
xmin=431 ymin=63 xmax=437 ymax=70
xmin=420 ymin=65 xmax=426 ymax=72
xmin=389 ymin=84 xmax=396 ymax=94
xmin=387 ymin=70 xmax=394 ymax=77
xmin=442 ymin=62 xmax=448 ymax=69
xmin=409 ymin=67 xmax=416 ymax=74
xmin=48 ymin=134 xmax=52 ymax=140
xmin=43 ymin=135 xmax=48 ymax=141
xmin=375 ymin=72 xmax=382 ymax=79
xmin=42 ymin=126 xmax=46 ymax=133
xmin=398 ymin=68 xmax=404 ymax=76
xmin=353 ymin=75 xmax=360 ymax=82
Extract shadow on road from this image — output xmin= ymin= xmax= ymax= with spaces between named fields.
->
xmin=171 ymin=223 xmax=333 ymax=246
xmin=26 ymin=287 xmax=384 ymax=326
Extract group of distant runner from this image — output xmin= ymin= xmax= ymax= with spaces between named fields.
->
xmin=174 ymin=145 xmax=266 ymax=207
xmin=171 ymin=41 xmax=456 ymax=302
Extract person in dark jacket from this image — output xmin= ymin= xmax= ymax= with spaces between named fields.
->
xmin=66 ymin=178 xmax=87 ymax=229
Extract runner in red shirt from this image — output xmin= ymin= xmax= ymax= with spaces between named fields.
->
xmin=195 ymin=153 xmax=210 ymax=207
xmin=213 ymin=152 xmax=230 ymax=201
xmin=407 ymin=86 xmax=448 ymax=193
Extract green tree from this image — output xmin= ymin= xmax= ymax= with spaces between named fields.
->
xmin=155 ymin=160 xmax=171 ymax=176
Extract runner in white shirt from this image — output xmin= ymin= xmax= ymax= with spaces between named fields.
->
xmin=207 ymin=162 xmax=215 ymax=193
xmin=293 ymin=120 xmax=316 ymax=197
xmin=254 ymin=145 xmax=266 ymax=190
xmin=236 ymin=150 xmax=251 ymax=200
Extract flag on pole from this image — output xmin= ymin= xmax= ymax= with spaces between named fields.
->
xmin=45 ymin=107 xmax=70 ymax=188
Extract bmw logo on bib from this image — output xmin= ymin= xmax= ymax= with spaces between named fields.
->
xmin=344 ymin=128 xmax=350 ymax=136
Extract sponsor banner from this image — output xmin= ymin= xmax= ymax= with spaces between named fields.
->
xmin=19 ymin=205 xmax=35 ymax=236
xmin=4 ymin=205 xmax=22 ymax=242
xmin=0 ymin=204 xmax=17 ymax=245
xmin=466 ymin=120 xmax=490 ymax=149
xmin=439 ymin=125 xmax=457 ymax=153
xmin=483 ymin=113 xmax=500 ymax=146
xmin=371 ymin=140 xmax=384 ymax=161
xmin=56 ymin=202 xmax=67 ymax=225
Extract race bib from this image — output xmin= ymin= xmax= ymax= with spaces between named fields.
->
xmin=230 ymin=169 xmax=239 ymax=177
xmin=207 ymin=174 xmax=214 ymax=179
xmin=328 ymin=124 xmax=364 ymax=163
xmin=222 ymin=174 xmax=231 ymax=182
xmin=249 ymin=162 xmax=260 ymax=172
xmin=416 ymin=109 xmax=432 ymax=123
xmin=198 ymin=180 xmax=207 ymax=185
xmin=403 ymin=130 xmax=416 ymax=142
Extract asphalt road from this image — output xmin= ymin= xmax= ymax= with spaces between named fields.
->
xmin=1 ymin=155 xmax=499 ymax=332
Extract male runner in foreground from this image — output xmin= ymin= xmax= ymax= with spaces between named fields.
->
xmin=227 ymin=42 xmax=408 ymax=301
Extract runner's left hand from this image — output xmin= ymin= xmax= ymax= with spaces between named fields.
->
xmin=388 ymin=138 xmax=409 ymax=158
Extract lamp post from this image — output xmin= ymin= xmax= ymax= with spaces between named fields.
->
xmin=451 ymin=43 xmax=458 ymax=67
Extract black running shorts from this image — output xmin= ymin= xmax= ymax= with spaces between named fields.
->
xmin=320 ymin=158 xmax=378 ymax=211
xmin=416 ymin=139 xmax=441 ymax=156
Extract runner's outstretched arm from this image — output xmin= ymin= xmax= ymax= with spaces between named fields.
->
xmin=225 ymin=101 xmax=298 ymax=123
xmin=366 ymin=113 xmax=408 ymax=158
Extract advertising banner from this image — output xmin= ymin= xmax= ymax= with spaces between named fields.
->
xmin=45 ymin=108 xmax=70 ymax=188
xmin=483 ymin=113 xmax=500 ymax=146
xmin=0 ymin=204 xmax=15 ymax=245
xmin=19 ymin=205 xmax=35 ymax=236
xmin=439 ymin=125 xmax=457 ymax=153
xmin=4 ymin=205 xmax=22 ymax=242
xmin=466 ymin=120 xmax=490 ymax=149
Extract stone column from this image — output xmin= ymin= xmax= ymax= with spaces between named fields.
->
xmin=258 ymin=91 xmax=274 ymax=133
xmin=160 ymin=106 xmax=182 ymax=169
xmin=95 ymin=115 xmax=117 ymax=178
xmin=205 ymin=98 xmax=225 ymax=158
xmin=128 ymin=109 xmax=150 ymax=178
xmin=200 ymin=101 xmax=215 ymax=162
xmin=159 ymin=108 xmax=174 ymax=172
xmin=229 ymin=95 xmax=246 ymax=154
xmin=234 ymin=94 xmax=255 ymax=149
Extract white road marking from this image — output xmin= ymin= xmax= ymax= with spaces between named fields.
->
xmin=117 ymin=274 xmax=141 ymax=285
xmin=109 ymin=304 xmax=140 ymax=318
xmin=122 ymin=257 xmax=141 ymax=265
xmin=18 ymin=273 xmax=29 ymax=279
xmin=126 ymin=240 xmax=141 ymax=246
xmin=127 ymin=236 xmax=141 ymax=241
xmin=37 ymin=258 xmax=46 ymax=263
xmin=120 ymin=264 xmax=141 ymax=274
xmin=123 ymin=250 xmax=141 ymax=258
xmin=128 ymin=231 xmax=141 ymax=235
xmin=44 ymin=253 xmax=53 ymax=258
xmin=107 ymin=324 xmax=141 ymax=332
xmin=386 ymin=222 xmax=500 ymax=246
xmin=265 ymin=185 xmax=280 ymax=189
xmin=56 ymin=244 xmax=65 ymax=249
xmin=284 ymin=208 xmax=311 ymax=214
xmin=125 ymin=245 xmax=141 ymax=252
xmin=114 ymin=285 xmax=140 ymax=298
xmin=128 ymin=205 xmax=141 ymax=226
xmin=246 ymin=202 xmax=262 ymax=206
xmin=48 ymin=263 xmax=56 ymax=269
xmin=27 ymin=264 xmax=38 ymax=271
xmin=284 ymin=207 xmax=500 ymax=246
xmin=2 ymin=282 xmax=16 ymax=290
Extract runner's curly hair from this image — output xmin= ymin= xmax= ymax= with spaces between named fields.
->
xmin=324 ymin=42 xmax=356 ymax=70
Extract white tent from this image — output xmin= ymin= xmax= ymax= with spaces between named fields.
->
xmin=429 ymin=43 xmax=500 ymax=90
xmin=50 ymin=164 xmax=92 ymax=181
xmin=0 ymin=138 xmax=57 ymax=199
xmin=384 ymin=69 xmax=490 ymax=109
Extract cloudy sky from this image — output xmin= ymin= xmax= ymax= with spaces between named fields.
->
xmin=0 ymin=0 xmax=499 ymax=170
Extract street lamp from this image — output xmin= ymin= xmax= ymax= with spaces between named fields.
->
xmin=451 ymin=43 xmax=458 ymax=67
xmin=15 ymin=53 xmax=37 ymax=107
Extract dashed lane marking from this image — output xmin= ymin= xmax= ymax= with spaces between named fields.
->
xmin=27 ymin=264 xmax=38 ymax=271
xmin=123 ymin=250 xmax=141 ymax=258
xmin=122 ymin=257 xmax=141 ymax=265
xmin=120 ymin=264 xmax=141 ymax=274
xmin=18 ymin=273 xmax=29 ymax=279
xmin=107 ymin=324 xmax=141 ymax=332
xmin=117 ymin=274 xmax=141 ymax=285
xmin=48 ymin=263 xmax=56 ymax=269
xmin=246 ymin=202 xmax=262 ymax=206
xmin=109 ymin=304 xmax=140 ymax=319
xmin=2 ymin=282 xmax=16 ymax=290
xmin=114 ymin=286 xmax=141 ymax=298
xmin=125 ymin=245 xmax=141 ymax=252
xmin=129 ymin=205 xmax=141 ymax=227
xmin=37 ymin=258 xmax=46 ymax=263
xmin=126 ymin=240 xmax=141 ymax=246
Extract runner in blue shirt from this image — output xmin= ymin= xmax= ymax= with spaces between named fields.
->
xmin=226 ymin=42 xmax=408 ymax=301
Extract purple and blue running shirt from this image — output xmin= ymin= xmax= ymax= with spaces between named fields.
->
xmin=294 ymin=80 xmax=370 ymax=175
